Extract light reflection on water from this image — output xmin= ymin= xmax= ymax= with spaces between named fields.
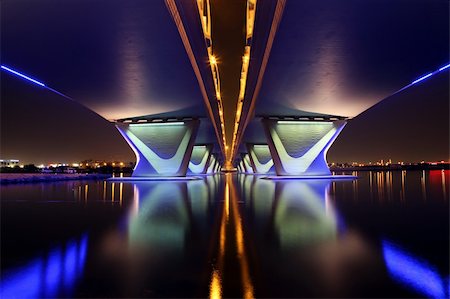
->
xmin=382 ymin=240 xmax=447 ymax=299
xmin=0 ymin=170 xmax=448 ymax=298
xmin=0 ymin=234 xmax=88 ymax=299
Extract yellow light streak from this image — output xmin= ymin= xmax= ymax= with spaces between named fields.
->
xmin=228 ymin=174 xmax=254 ymax=299
xmin=166 ymin=0 xmax=224 ymax=156
xmin=208 ymin=175 xmax=255 ymax=298
xmin=196 ymin=0 xmax=227 ymax=159
xmin=230 ymin=0 xmax=257 ymax=164
xmin=208 ymin=173 xmax=228 ymax=299
xmin=209 ymin=270 xmax=222 ymax=299
xmin=119 ymin=182 xmax=123 ymax=206
xmin=111 ymin=182 xmax=115 ymax=202
xmin=84 ymin=184 xmax=88 ymax=203
xmin=230 ymin=0 xmax=285 ymax=164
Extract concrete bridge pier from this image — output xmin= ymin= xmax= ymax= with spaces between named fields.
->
xmin=188 ymin=144 xmax=213 ymax=174
xmin=246 ymin=143 xmax=274 ymax=174
xmin=262 ymin=118 xmax=347 ymax=176
xmin=115 ymin=120 xmax=200 ymax=177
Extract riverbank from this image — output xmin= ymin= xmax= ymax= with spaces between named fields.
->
xmin=0 ymin=173 xmax=110 ymax=184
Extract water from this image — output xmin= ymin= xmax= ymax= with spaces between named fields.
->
xmin=1 ymin=171 xmax=448 ymax=298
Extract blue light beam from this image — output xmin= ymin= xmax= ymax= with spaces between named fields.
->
xmin=411 ymin=72 xmax=433 ymax=85
xmin=393 ymin=62 xmax=450 ymax=95
xmin=438 ymin=64 xmax=450 ymax=72
xmin=1 ymin=65 xmax=46 ymax=87
xmin=1 ymin=65 xmax=73 ymax=100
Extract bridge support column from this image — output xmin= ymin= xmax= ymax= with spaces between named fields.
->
xmin=188 ymin=144 xmax=213 ymax=174
xmin=241 ymin=153 xmax=254 ymax=173
xmin=237 ymin=160 xmax=244 ymax=173
xmin=206 ymin=154 xmax=218 ymax=174
xmin=246 ymin=144 xmax=274 ymax=174
xmin=116 ymin=120 xmax=199 ymax=177
xmin=214 ymin=158 xmax=221 ymax=173
xmin=262 ymin=119 xmax=347 ymax=176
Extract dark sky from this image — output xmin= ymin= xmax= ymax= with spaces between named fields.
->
xmin=328 ymin=70 xmax=449 ymax=163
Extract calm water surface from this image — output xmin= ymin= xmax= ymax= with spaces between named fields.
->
xmin=1 ymin=171 xmax=448 ymax=298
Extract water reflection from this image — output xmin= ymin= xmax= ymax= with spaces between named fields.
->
xmin=332 ymin=170 xmax=449 ymax=202
xmin=382 ymin=240 xmax=447 ymax=299
xmin=0 ymin=233 xmax=88 ymax=299
xmin=128 ymin=183 xmax=189 ymax=250
xmin=209 ymin=174 xmax=254 ymax=299
xmin=239 ymin=176 xmax=339 ymax=248
xmin=0 ymin=171 xmax=448 ymax=298
xmin=274 ymin=180 xmax=338 ymax=248
xmin=235 ymin=175 xmax=377 ymax=297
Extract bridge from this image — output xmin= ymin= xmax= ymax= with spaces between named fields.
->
xmin=1 ymin=0 xmax=448 ymax=177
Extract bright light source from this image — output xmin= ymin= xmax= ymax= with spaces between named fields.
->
xmin=438 ymin=64 xmax=450 ymax=71
xmin=1 ymin=65 xmax=46 ymax=87
xmin=129 ymin=122 xmax=184 ymax=127
xmin=277 ymin=120 xmax=332 ymax=125
xmin=210 ymin=55 xmax=217 ymax=65
xmin=411 ymin=72 xmax=433 ymax=85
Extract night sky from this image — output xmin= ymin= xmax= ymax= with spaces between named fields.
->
xmin=0 ymin=0 xmax=449 ymax=165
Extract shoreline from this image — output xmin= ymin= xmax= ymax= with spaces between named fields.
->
xmin=0 ymin=173 xmax=110 ymax=184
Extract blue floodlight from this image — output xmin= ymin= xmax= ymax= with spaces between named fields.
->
xmin=1 ymin=65 xmax=46 ymax=87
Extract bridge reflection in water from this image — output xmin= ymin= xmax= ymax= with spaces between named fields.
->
xmin=122 ymin=174 xmax=350 ymax=298
xmin=0 ymin=171 xmax=448 ymax=298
